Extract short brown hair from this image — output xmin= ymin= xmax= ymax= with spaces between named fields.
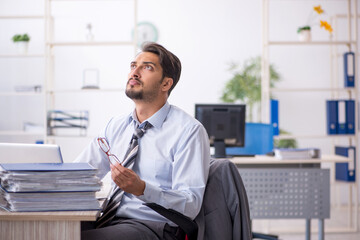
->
xmin=141 ymin=42 xmax=181 ymax=96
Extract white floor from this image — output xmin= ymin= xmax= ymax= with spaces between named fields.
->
xmin=252 ymin=207 xmax=360 ymax=240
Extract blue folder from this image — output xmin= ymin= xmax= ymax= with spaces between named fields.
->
xmin=345 ymin=100 xmax=355 ymax=134
xmin=335 ymin=146 xmax=356 ymax=182
xmin=344 ymin=52 xmax=355 ymax=87
xmin=226 ymin=123 xmax=273 ymax=156
xmin=270 ymin=99 xmax=279 ymax=136
xmin=326 ymin=100 xmax=338 ymax=134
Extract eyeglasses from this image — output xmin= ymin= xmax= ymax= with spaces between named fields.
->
xmin=97 ymin=137 xmax=122 ymax=165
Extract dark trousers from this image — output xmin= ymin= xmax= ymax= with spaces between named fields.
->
xmin=81 ymin=217 xmax=185 ymax=240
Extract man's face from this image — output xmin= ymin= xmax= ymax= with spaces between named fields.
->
xmin=125 ymin=52 xmax=165 ymax=102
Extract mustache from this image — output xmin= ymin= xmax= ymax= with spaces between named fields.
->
xmin=127 ymin=77 xmax=143 ymax=85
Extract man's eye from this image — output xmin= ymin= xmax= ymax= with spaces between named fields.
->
xmin=144 ymin=65 xmax=153 ymax=70
xmin=130 ymin=65 xmax=136 ymax=69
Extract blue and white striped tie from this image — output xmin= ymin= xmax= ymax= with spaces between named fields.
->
xmin=95 ymin=122 xmax=152 ymax=228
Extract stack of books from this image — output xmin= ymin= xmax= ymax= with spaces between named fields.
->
xmin=274 ymin=148 xmax=321 ymax=160
xmin=0 ymin=162 xmax=102 ymax=212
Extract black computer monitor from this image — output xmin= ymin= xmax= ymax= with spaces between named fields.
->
xmin=195 ymin=104 xmax=246 ymax=158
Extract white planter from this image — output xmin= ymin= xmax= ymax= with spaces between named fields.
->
xmin=298 ymin=29 xmax=311 ymax=42
xmin=14 ymin=41 xmax=29 ymax=54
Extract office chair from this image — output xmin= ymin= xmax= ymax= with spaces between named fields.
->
xmin=144 ymin=158 xmax=255 ymax=240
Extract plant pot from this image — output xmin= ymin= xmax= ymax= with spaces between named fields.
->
xmin=297 ymin=29 xmax=311 ymax=42
xmin=14 ymin=41 xmax=29 ymax=54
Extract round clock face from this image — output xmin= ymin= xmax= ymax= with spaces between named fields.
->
xmin=134 ymin=22 xmax=159 ymax=47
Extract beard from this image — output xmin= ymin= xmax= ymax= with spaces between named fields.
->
xmin=125 ymin=86 xmax=144 ymax=100
xmin=125 ymin=78 xmax=162 ymax=102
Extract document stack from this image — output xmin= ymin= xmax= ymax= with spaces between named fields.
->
xmin=274 ymin=148 xmax=321 ymax=160
xmin=0 ymin=162 xmax=102 ymax=212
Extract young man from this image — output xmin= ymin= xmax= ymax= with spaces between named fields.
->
xmin=76 ymin=42 xmax=210 ymax=240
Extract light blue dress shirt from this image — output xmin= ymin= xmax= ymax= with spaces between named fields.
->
xmin=75 ymin=102 xmax=210 ymax=224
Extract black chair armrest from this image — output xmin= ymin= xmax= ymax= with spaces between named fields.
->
xmin=143 ymin=202 xmax=198 ymax=240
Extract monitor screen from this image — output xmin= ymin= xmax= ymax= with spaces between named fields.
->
xmin=195 ymin=104 xmax=246 ymax=158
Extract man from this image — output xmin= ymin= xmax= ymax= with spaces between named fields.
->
xmin=76 ymin=42 xmax=210 ymax=240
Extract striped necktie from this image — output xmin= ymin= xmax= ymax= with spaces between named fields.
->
xmin=95 ymin=122 xmax=152 ymax=228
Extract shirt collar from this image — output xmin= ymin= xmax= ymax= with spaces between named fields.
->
xmin=128 ymin=102 xmax=171 ymax=129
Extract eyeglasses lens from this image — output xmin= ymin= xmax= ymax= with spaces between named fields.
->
xmin=108 ymin=155 xmax=120 ymax=165
xmin=98 ymin=138 xmax=110 ymax=153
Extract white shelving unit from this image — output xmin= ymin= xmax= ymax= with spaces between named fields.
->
xmin=0 ymin=4 xmax=47 ymax=142
xmin=43 ymin=0 xmax=138 ymax=145
xmin=261 ymin=0 xmax=358 ymax=233
xmin=0 ymin=0 xmax=138 ymax=161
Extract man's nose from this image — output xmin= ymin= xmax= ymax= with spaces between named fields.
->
xmin=130 ymin=67 xmax=140 ymax=78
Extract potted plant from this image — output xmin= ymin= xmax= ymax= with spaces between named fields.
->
xmin=12 ymin=34 xmax=30 ymax=54
xmin=297 ymin=26 xmax=312 ymax=42
xmin=221 ymin=56 xmax=297 ymax=148
xmin=297 ymin=5 xmax=333 ymax=42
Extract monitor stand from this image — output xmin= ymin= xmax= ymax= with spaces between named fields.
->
xmin=213 ymin=140 xmax=226 ymax=158
xmin=213 ymin=141 xmax=255 ymax=158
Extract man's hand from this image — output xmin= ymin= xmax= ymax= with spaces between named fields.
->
xmin=110 ymin=163 xmax=146 ymax=196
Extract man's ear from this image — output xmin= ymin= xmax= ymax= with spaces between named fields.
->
xmin=161 ymin=77 xmax=173 ymax=92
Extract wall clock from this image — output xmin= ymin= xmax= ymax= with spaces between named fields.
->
xmin=133 ymin=21 xmax=159 ymax=47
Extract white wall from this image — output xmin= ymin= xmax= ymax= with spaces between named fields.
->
xmin=0 ymin=0 xmax=263 ymax=158
xmin=0 ymin=0 xmax=359 ymax=203
xmin=138 ymin=0 xmax=263 ymax=114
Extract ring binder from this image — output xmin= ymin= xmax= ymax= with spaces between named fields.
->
xmin=344 ymin=52 xmax=355 ymax=87
xmin=335 ymin=146 xmax=356 ymax=182
xmin=326 ymin=100 xmax=338 ymax=135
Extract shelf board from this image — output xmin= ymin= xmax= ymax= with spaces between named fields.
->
xmin=0 ymin=54 xmax=45 ymax=58
xmin=47 ymin=41 xmax=135 ymax=47
xmin=51 ymin=0 xmax=124 ymax=1
xmin=0 ymin=15 xmax=44 ymax=19
xmin=0 ymin=92 xmax=43 ymax=96
xmin=274 ymin=134 xmax=355 ymax=140
xmin=332 ymin=181 xmax=357 ymax=186
xmin=270 ymin=87 xmax=355 ymax=92
xmin=47 ymin=88 xmax=125 ymax=94
xmin=268 ymin=41 xmax=356 ymax=46
xmin=0 ymin=131 xmax=44 ymax=136
xmin=46 ymin=135 xmax=95 ymax=139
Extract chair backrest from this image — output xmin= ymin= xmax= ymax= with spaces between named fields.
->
xmin=195 ymin=158 xmax=252 ymax=240
xmin=145 ymin=158 xmax=252 ymax=240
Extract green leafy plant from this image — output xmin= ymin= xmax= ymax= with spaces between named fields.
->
xmin=12 ymin=34 xmax=30 ymax=42
xmin=297 ymin=26 xmax=311 ymax=33
xmin=221 ymin=56 xmax=280 ymax=122
xmin=273 ymin=129 xmax=298 ymax=148
xmin=221 ymin=56 xmax=297 ymax=149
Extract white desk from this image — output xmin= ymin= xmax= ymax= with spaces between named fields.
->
xmin=231 ymin=154 xmax=350 ymax=240
xmin=231 ymin=154 xmax=350 ymax=165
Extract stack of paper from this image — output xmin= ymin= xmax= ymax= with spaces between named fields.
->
xmin=0 ymin=162 xmax=102 ymax=212
xmin=274 ymin=148 xmax=321 ymax=160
